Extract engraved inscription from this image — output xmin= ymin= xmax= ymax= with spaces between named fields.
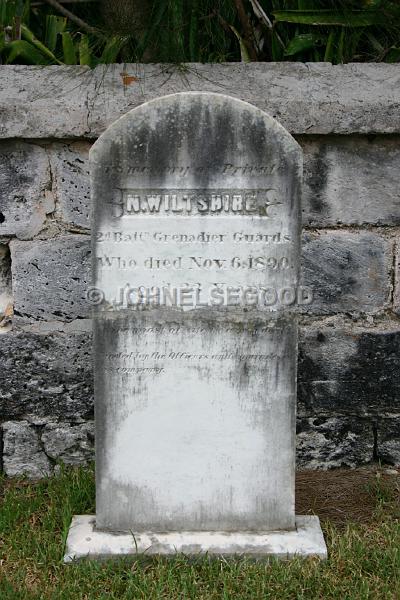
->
xmin=101 ymin=162 xmax=279 ymax=176
xmin=110 ymin=189 xmax=282 ymax=217
xmin=94 ymin=204 xmax=297 ymax=310
xmin=97 ymin=255 xmax=290 ymax=270
xmin=102 ymin=321 xmax=284 ymax=378
xmin=96 ymin=231 xmax=291 ymax=244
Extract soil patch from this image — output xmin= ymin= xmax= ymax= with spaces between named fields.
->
xmin=296 ymin=466 xmax=399 ymax=525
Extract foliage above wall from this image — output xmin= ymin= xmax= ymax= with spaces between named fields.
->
xmin=1 ymin=0 xmax=399 ymax=65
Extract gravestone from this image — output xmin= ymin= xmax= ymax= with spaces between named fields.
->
xmin=64 ymin=92 xmax=326 ymax=560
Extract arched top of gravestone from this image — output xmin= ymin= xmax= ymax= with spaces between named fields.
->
xmin=90 ymin=92 xmax=302 ymax=224
xmin=90 ymin=91 xmax=301 ymax=156
xmin=91 ymin=92 xmax=303 ymax=310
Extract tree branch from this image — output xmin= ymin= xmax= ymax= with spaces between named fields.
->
xmin=248 ymin=0 xmax=285 ymax=49
xmin=232 ymin=0 xmax=258 ymax=60
xmin=41 ymin=0 xmax=102 ymax=37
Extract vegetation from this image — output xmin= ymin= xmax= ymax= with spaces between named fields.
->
xmin=0 ymin=466 xmax=399 ymax=599
xmin=0 ymin=0 xmax=399 ymax=65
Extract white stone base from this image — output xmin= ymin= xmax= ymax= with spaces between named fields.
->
xmin=64 ymin=515 xmax=327 ymax=562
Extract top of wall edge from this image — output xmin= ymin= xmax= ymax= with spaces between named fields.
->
xmin=1 ymin=63 xmax=399 ymax=138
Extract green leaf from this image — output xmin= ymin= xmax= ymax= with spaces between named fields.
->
xmin=297 ymin=0 xmax=311 ymax=8
xmin=100 ymin=36 xmax=125 ymax=64
xmin=171 ymin=0 xmax=184 ymax=60
xmin=189 ymin=0 xmax=199 ymax=62
xmin=348 ymin=28 xmax=363 ymax=60
xmin=15 ymin=0 xmax=24 ymax=18
xmin=273 ymin=9 xmax=387 ymax=27
xmin=336 ymin=28 xmax=345 ymax=64
xmin=324 ymin=30 xmax=336 ymax=62
xmin=271 ymin=32 xmax=284 ymax=61
xmin=362 ymin=0 xmax=383 ymax=6
xmin=365 ymin=31 xmax=384 ymax=53
xmin=21 ymin=24 xmax=62 ymax=64
xmin=284 ymin=33 xmax=323 ymax=56
xmin=0 ymin=0 xmax=26 ymax=27
xmin=5 ymin=39 xmax=50 ymax=64
xmin=386 ymin=0 xmax=400 ymax=16
xmin=385 ymin=47 xmax=400 ymax=62
xmin=22 ymin=0 xmax=30 ymax=25
xmin=45 ymin=15 xmax=66 ymax=53
xmin=79 ymin=35 xmax=92 ymax=66
xmin=46 ymin=16 xmax=58 ymax=53
xmin=61 ymin=32 xmax=76 ymax=65
xmin=136 ymin=0 xmax=167 ymax=60
xmin=0 ymin=1 xmax=10 ymax=28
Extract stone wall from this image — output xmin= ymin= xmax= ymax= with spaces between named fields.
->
xmin=0 ymin=64 xmax=399 ymax=476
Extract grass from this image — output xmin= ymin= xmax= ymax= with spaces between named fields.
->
xmin=0 ymin=466 xmax=399 ymax=599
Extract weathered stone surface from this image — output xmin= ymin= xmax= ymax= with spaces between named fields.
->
xmin=25 ymin=136 xmax=400 ymax=233
xmin=2 ymin=419 xmax=94 ymax=477
xmin=301 ymin=231 xmax=391 ymax=315
xmin=0 ymin=325 xmax=93 ymax=421
xmin=32 ymin=136 xmax=400 ymax=232
xmin=2 ymin=421 xmax=52 ymax=478
xmin=78 ymin=63 xmax=400 ymax=137
xmin=42 ymin=421 xmax=94 ymax=465
xmin=1 ymin=319 xmax=398 ymax=472
xmin=0 ymin=141 xmax=53 ymax=239
xmin=10 ymin=235 xmax=90 ymax=322
xmin=298 ymin=320 xmax=400 ymax=417
xmin=64 ymin=515 xmax=327 ymax=562
xmin=394 ymin=238 xmax=400 ymax=315
xmin=301 ymin=135 xmax=400 ymax=227
xmin=376 ymin=418 xmax=400 ymax=466
xmin=49 ymin=142 xmax=91 ymax=229
xmin=0 ymin=65 xmax=94 ymax=138
xmin=0 ymin=64 xmax=399 ymax=138
xmin=296 ymin=416 xmax=374 ymax=469
xmin=0 ymin=244 xmax=12 ymax=320
xmin=92 ymin=92 xmax=302 ymax=535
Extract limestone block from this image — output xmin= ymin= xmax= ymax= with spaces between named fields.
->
xmin=10 ymin=235 xmax=90 ymax=322
xmin=296 ymin=416 xmax=374 ymax=469
xmin=298 ymin=320 xmax=400 ymax=417
xmin=64 ymin=515 xmax=327 ymax=561
xmin=0 ymin=141 xmax=53 ymax=239
xmin=0 ymin=244 xmax=12 ymax=321
xmin=394 ymin=238 xmax=400 ymax=315
xmin=49 ymin=142 xmax=91 ymax=229
xmin=86 ymin=63 xmax=400 ymax=137
xmin=48 ymin=136 xmax=400 ymax=231
xmin=0 ymin=64 xmax=399 ymax=138
xmin=376 ymin=418 xmax=400 ymax=466
xmin=0 ymin=65 xmax=94 ymax=138
xmin=2 ymin=421 xmax=52 ymax=478
xmin=0 ymin=325 xmax=93 ymax=420
xmin=301 ymin=136 xmax=400 ymax=227
xmin=42 ymin=421 xmax=94 ymax=465
xmin=301 ymin=231 xmax=391 ymax=315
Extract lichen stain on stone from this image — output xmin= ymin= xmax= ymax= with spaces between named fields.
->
xmin=120 ymin=72 xmax=139 ymax=87
xmin=305 ymin=143 xmax=329 ymax=216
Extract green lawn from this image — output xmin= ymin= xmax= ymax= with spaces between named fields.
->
xmin=0 ymin=466 xmax=399 ymax=599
